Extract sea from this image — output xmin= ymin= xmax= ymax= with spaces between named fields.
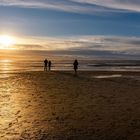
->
xmin=0 ymin=59 xmax=140 ymax=75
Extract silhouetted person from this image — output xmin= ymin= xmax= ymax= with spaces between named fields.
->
xmin=48 ymin=60 xmax=52 ymax=71
xmin=73 ymin=59 xmax=78 ymax=74
xmin=44 ymin=59 xmax=48 ymax=71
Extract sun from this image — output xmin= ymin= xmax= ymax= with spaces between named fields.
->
xmin=0 ymin=35 xmax=15 ymax=49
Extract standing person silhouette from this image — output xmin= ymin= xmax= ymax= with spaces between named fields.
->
xmin=44 ymin=59 xmax=48 ymax=71
xmin=73 ymin=59 xmax=78 ymax=74
xmin=48 ymin=60 xmax=52 ymax=71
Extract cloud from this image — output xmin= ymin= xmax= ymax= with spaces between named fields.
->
xmin=1 ymin=35 xmax=138 ymax=59
xmin=0 ymin=0 xmax=139 ymax=14
xmin=14 ymin=44 xmax=45 ymax=50
xmin=13 ymin=35 xmax=140 ymax=58
xmin=71 ymin=0 xmax=140 ymax=12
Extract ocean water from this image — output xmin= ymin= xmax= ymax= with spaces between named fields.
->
xmin=0 ymin=59 xmax=140 ymax=75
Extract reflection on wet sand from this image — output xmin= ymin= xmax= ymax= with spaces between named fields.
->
xmin=0 ymin=79 xmax=20 ymax=139
xmin=0 ymin=74 xmax=51 ymax=139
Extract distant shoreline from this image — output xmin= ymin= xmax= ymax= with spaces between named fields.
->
xmin=1 ymin=70 xmax=140 ymax=78
xmin=1 ymin=70 xmax=140 ymax=73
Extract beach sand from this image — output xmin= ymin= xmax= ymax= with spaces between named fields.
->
xmin=0 ymin=71 xmax=140 ymax=140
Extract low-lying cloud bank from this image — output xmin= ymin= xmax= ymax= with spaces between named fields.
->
xmin=12 ymin=35 xmax=140 ymax=59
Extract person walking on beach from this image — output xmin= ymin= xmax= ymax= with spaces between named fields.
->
xmin=44 ymin=59 xmax=48 ymax=71
xmin=48 ymin=60 xmax=52 ymax=71
xmin=73 ymin=59 xmax=78 ymax=74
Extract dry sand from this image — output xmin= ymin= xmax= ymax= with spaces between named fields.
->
xmin=0 ymin=71 xmax=140 ymax=140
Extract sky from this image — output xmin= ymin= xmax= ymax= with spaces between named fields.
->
xmin=0 ymin=0 xmax=140 ymax=59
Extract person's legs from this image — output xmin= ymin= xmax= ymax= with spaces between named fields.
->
xmin=44 ymin=66 xmax=47 ymax=71
xmin=74 ymin=68 xmax=77 ymax=74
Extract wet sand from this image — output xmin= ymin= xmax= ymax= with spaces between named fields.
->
xmin=0 ymin=71 xmax=140 ymax=140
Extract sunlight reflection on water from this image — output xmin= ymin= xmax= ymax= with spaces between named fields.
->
xmin=0 ymin=60 xmax=14 ymax=78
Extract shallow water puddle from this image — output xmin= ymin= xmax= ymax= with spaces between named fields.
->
xmin=94 ymin=74 xmax=122 ymax=79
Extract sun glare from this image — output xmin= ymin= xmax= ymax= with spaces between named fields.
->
xmin=0 ymin=35 xmax=15 ymax=49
